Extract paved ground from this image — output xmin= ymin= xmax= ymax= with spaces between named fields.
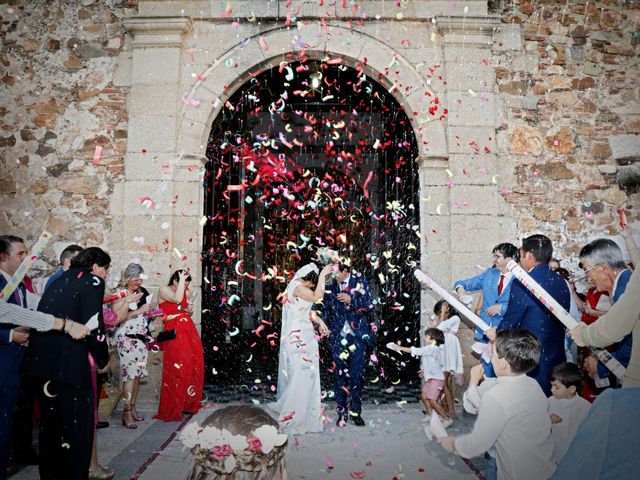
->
xmin=10 ymin=402 xmax=485 ymax=480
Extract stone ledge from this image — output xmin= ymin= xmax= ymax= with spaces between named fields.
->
xmin=123 ymin=17 xmax=193 ymax=48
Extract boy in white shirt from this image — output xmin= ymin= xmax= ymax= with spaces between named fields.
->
xmin=439 ymin=329 xmax=556 ymax=480
xmin=548 ymin=362 xmax=591 ymax=463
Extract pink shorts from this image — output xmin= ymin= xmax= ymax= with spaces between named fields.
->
xmin=422 ymin=379 xmax=445 ymax=400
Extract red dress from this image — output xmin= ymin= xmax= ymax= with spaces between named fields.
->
xmin=154 ymin=294 xmax=204 ymax=421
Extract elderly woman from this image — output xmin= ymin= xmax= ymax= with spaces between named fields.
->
xmin=112 ymin=263 xmax=151 ymax=428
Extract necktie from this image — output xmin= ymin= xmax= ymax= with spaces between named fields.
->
xmin=497 ymin=274 xmax=505 ymax=296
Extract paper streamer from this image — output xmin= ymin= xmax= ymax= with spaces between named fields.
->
xmin=414 ymin=269 xmax=491 ymax=332
xmin=0 ymin=231 xmax=51 ymax=302
xmin=506 ymin=260 xmax=626 ymax=380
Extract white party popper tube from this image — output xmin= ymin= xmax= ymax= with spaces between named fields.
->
xmin=414 ymin=269 xmax=491 ymax=332
xmin=506 ymin=260 xmax=626 ymax=380
xmin=0 ymin=231 xmax=51 ymax=302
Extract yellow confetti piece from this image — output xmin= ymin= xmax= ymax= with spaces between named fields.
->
xmin=174 ymin=363 xmax=182 ymax=369
xmin=445 ymin=168 xmax=454 ymax=178
xmin=338 ymin=234 xmax=347 ymax=244
xmin=492 ymin=175 xmax=499 ymax=184
xmin=468 ymin=89 xmax=477 ymax=96
xmin=382 ymin=250 xmax=392 ymax=259
xmin=246 ymin=354 xmax=253 ymax=363
xmin=61 ymin=443 xmax=70 ymax=449
xmin=436 ymin=203 xmax=444 ymax=215
xmin=199 ymin=216 xmax=207 ymax=227
xmin=263 ymin=303 xmax=272 ymax=311
xmin=370 ymin=376 xmax=380 ymax=383
xmin=378 ymin=272 xmax=386 ymax=285
xmin=392 ymin=378 xmax=401 ymax=385
xmin=373 ymin=139 xmax=381 ymax=149
xmin=43 ymin=380 xmax=56 ymax=398
xmin=173 ymin=247 xmax=182 ymax=258
xmin=229 ymin=327 xmax=240 ymax=337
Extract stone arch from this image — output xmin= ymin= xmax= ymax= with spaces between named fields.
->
xmin=175 ymin=24 xmax=447 ymax=162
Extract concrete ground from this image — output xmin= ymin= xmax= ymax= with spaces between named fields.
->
xmin=10 ymin=402 xmax=485 ymax=480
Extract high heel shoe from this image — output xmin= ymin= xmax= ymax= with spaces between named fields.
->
xmin=130 ymin=403 xmax=145 ymax=421
xmin=121 ymin=406 xmax=138 ymax=429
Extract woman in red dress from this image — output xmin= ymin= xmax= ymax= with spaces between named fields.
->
xmin=154 ymin=270 xmax=204 ymax=421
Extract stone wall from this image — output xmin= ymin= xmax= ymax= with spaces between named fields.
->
xmin=493 ymin=0 xmax=639 ymax=264
xmin=0 ymin=0 xmax=131 ymax=273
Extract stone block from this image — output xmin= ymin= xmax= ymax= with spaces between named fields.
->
xmin=451 ymin=215 xmax=517 ymax=252
xmin=131 ymin=48 xmax=182 ymax=85
xmin=444 ymin=49 xmax=495 ymax=91
xmin=176 ymin=118 xmax=209 ymax=156
xmin=450 ymin=185 xmax=511 ymax=215
xmin=509 ymin=53 xmax=538 ymax=74
xmin=127 ymin=115 xmax=178 ymax=153
xmin=609 ymin=134 xmax=640 ymax=162
xmin=546 ymin=127 xmax=577 ymax=154
xmin=127 ymin=83 xmax=179 ymax=117
xmin=420 ymin=214 xmax=451 ymax=251
xmin=446 ymin=92 xmax=495 ymax=127
xmin=414 ymin=119 xmax=447 ymax=157
xmin=122 ymin=180 xmax=201 ymax=217
xmin=493 ymin=23 xmax=522 ymax=51
xmin=509 ymin=125 xmax=543 ymax=156
xmin=548 ymin=91 xmax=578 ymax=107
xmin=447 ymin=154 xmax=516 ymax=185
xmin=447 ymin=127 xmax=496 ymax=155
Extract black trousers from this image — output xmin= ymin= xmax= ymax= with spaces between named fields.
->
xmin=35 ymin=379 xmax=93 ymax=480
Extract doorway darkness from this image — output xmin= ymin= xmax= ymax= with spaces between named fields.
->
xmin=201 ymin=59 xmax=422 ymax=403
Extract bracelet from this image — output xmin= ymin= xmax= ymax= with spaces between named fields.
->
xmin=62 ymin=318 xmax=67 ymax=332
xmin=64 ymin=319 xmax=72 ymax=334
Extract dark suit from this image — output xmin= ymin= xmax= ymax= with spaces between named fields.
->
xmin=498 ymin=263 xmax=571 ymax=396
xmin=26 ymin=268 xmax=108 ymax=480
xmin=323 ymin=273 xmax=374 ymax=415
xmin=0 ymin=275 xmax=28 ymax=479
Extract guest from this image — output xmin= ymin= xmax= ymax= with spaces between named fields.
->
xmin=438 ymin=329 xmax=556 ymax=480
xmin=0 ymin=235 xmax=31 ymax=478
xmin=570 ymin=266 xmax=640 ymax=387
xmin=454 ymin=243 xmax=519 ymax=377
xmin=180 ymin=405 xmax=288 ymax=479
xmin=44 ymin=244 xmax=83 ymax=292
xmin=0 ymin=301 xmax=89 ymax=337
xmin=579 ymin=239 xmax=632 ymax=387
xmin=431 ymin=300 xmax=463 ymax=418
xmin=548 ymin=362 xmax=591 ymax=464
xmin=111 ymin=263 xmax=151 ymax=428
xmin=26 ymin=247 xmax=110 ymax=480
xmin=154 ymin=270 xmax=205 ymax=421
xmin=487 ymin=235 xmax=570 ymax=396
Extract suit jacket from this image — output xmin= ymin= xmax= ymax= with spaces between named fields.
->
xmin=323 ymin=273 xmax=375 ymax=352
xmin=454 ymin=267 xmax=513 ymax=340
xmin=498 ymin=263 xmax=570 ymax=393
xmin=583 ymin=267 xmax=640 ymax=388
xmin=26 ymin=268 xmax=108 ymax=388
xmin=596 ymin=269 xmax=633 ymax=380
xmin=0 ymin=274 xmax=28 ymax=387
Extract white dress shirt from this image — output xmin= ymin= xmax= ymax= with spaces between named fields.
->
xmin=548 ymin=395 xmax=591 ymax=463
xmin=455 ymin=374 xmax=556 ymax=480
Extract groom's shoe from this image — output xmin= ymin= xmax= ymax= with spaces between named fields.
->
xmin=351 ymin=414 xmax=365 ymax=427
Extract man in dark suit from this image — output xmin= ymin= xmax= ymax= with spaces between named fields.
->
xmin=323 ymin=263 xmax=375 ymax=426
xmin=487 ymin=234 xmax=570 ymax=396
xmin=27 ymin=247 xmax=110 ymax=480
xmin=0 ymin=235 xmax=30 ymax=480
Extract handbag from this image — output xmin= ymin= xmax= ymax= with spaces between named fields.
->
xmin=156 ymin=329 xmax=176 ymax=342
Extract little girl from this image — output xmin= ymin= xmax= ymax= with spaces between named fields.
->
xmin=432 ymin=300 xmax=464 ymax=418
xmin=181 ymin=405 xmax=288 ymax=479
xmin=388 ymin=327 xmax=452 ymax=427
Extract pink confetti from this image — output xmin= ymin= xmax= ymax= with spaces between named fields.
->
xmin=259 ymin=36 xmax=269 ymax=51
xmin=92 ymin=145 xmax=102 ymax=165
xmin=326 ymin=456 xmax=334 ymax=469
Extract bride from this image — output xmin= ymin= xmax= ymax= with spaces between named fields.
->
xmin=269 ymin=262 xmax=333 ymax=434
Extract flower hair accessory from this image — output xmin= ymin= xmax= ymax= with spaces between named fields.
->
xmin=180 ymin=421 xmax=288 ymax=473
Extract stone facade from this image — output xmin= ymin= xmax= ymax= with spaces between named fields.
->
xmin=1 ymin=1 xmax=639 ymax=403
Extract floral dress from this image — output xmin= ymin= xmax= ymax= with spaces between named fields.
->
xmin=114 ymin=287 xmax=150 ymax=381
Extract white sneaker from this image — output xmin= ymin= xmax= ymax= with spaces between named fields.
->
xmin=423 ymin=425 xmax=434 ymax=440
xmin=442 ymin=418 xmax=454 ymax=429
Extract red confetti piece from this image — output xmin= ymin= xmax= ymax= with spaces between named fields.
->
xmin=92 ymin=145 xmax=102 ymax=165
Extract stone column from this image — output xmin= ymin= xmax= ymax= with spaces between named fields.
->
xmin=115 ymin=17 xmax=199 ymax=407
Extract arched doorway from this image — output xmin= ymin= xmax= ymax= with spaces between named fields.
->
xmin=201 ymin=59 xmax=423 ymax=402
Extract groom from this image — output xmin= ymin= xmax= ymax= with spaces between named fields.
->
xmin=323 ymin=263 xmax=375 ymax=426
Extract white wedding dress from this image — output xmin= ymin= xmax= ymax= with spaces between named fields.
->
xmin=269 ymin=276 xmax=323 ymax=434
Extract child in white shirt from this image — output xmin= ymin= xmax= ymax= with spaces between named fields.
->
xmin=388 ymin=327 xmax=451 ymax=425
xmin=548 ymin=362 xmax=591 ymax=463
xmin=438 ymin=329 xmax=556 ymax=480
